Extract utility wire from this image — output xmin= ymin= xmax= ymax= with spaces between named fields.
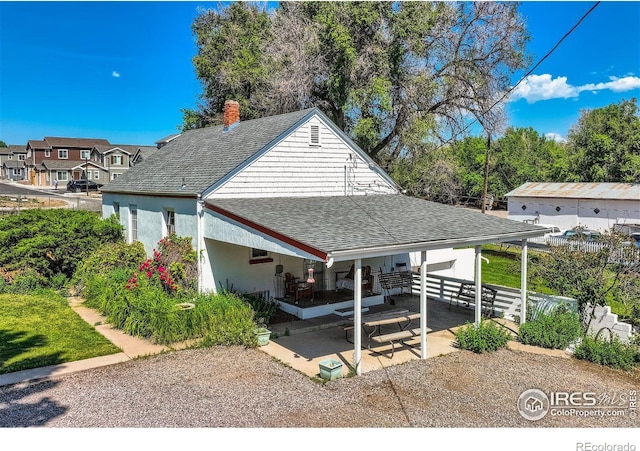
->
xmin=443 ymin=1 xmax=601 ymax=143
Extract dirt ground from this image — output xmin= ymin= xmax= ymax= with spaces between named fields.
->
xmin=0 ymin=196 xmax=68 ymax=208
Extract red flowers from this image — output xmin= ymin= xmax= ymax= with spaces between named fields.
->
xmin=127 ymin=249 xmax=178 ymax=293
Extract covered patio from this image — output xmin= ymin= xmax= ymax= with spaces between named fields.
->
xmin=203 ymin=194 xmax=546 ymax=375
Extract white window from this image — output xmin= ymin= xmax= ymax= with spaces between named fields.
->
xmin=87 ymin=171 xmax=92 ymax=180
xmin=58 ymin=149 xmax=68 ymax=159
xmin=80 ymin=150 xmax=90 ymax=160
xmin=93 ymin=171 xmax=99 ymax=180
xmin=45 ymin=149 xmax=51 ymax=157
xmin=164 ymin=209 xmax=175 ymax=236
xmin=309 ymin=124 xmax=321 ymax=146
xmin=130 ymin=206 xmax=138 ymax=242
xmin=18 ymin=154 xmax=25 ymax=161
xmin=111 ymin=173 xmax=121 ymax=180
xmin=111 ymin=155 xmax=122 ymax=165
xmin=56 ymin=171 xmax=68 ymax=181
xmin=12 ymin=168 xmax=20 ymax=176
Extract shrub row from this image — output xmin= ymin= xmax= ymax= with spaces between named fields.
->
xmin=454 ymin=320 xmax=511 ymax=353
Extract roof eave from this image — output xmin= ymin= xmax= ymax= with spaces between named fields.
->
xmin=101 ymin=189 xmax=198 ymax=198
xmin=326 ymin=230 xmax=546 ymax=263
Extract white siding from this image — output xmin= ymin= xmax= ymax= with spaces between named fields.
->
xmin=507 ymin=197 xmax=640 ymax=232
xmin=209 ymin=115 xmax=397 ymax=199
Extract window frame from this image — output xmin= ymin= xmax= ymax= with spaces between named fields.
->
xmin=80 ymin=149 xmax=90 ymax=160
xmin=45 ymin=149 xmax=51 ymax=157
xmin=58 ymin=149 xmax=68 ymax=159
xmin=164 ymin=209 xmax=176 ymax=236
xmin=56 ymin=171 xmax=68 ymax=181
xmin=111 ymin=154 xmax=122 ymax=166
xmin=130 ymin=206 xmax=138 ymax=242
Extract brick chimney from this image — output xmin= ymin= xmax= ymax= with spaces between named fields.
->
xmin=223 ymin=100 xmax=240 ymax=131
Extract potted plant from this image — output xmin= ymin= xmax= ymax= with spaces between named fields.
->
xmin=318 ymin=358 xmax=343 ymax=381
xmin=254 ymin=326 xmax=271 ymax=346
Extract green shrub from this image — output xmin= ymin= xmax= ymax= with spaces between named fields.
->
xmin=84 ymin=268 xmax=255 ymax=346
xmin=73 ymin=240 xmax=146 ymax=292
xmin=0 ymin=209 xmax=123 ymax=280
xmin=454 ymin=320 xmax=511 ymax=353
xmin=518 ymin=305 xmax=583 ymax=350
xmin=240 ymin=292 xmax=278 ymax=325
xmin=573 ymin=336 xmax=640 ymax=370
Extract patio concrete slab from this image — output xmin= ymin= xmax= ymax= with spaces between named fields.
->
xmin=264 ymin=296 xmax=476 ymax=377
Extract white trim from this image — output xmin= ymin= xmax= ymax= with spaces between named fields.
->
xmin=58 ymin=149 xmax=68 ymax=159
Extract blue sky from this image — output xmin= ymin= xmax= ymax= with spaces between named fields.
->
xmin=1 ymin=1 xmax=639 ymax=147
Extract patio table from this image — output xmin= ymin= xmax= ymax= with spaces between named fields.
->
xmin=345 ymin=308 xmax=421 ymax=349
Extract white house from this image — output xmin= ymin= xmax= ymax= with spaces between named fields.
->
xmin=102 ymin=102 xmax=545 ymax=373
xmin=505 ymin=182 xmax=640 ymax=232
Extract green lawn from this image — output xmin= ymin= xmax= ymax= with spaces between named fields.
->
xmin=0 ymin=291 xmax=120 ymax=374
xmin=480 ymin=244 xmax=555 ymax=294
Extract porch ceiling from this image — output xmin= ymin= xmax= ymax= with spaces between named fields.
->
xmin=205 ymin=194 xmax=546 ymax=262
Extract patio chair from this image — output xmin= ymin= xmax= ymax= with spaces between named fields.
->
xmin=284 ymin=272 xmax=313 ymax=302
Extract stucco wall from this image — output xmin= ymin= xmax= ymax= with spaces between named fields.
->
xmin=102 ymin=193 xmax=197 ymax=255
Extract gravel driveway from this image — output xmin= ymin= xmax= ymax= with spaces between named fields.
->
xmin=0 ymin=346 xmax=638 ymax=428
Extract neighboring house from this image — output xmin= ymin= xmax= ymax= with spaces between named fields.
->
xmin=505 ymin=182 xmax=640 ymax=232
xmin=131 ymin=145 xmax=160 ymax=166
xmin=155 ymin=133 xmax=181 ymax=149
xmin=26 ymin=136 xmax=110 ymax=186
xmin=0 ymin=145 xmax=28 ymax=181
xmin=102 ymin=102 xmax=545 ymax=326
xmin=91 ymin=144 xmax=156 ymax=182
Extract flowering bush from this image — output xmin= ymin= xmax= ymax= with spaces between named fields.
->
xmin=124 ymin=235 xmax=197 ymax=294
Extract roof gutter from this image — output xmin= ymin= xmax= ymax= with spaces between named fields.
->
xmin=100 ymin=190 xmax=198 ymax=198
xmin=325 ymin=230 xmax=546 ymax=263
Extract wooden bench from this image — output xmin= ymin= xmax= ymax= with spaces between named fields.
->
xmin=449 ymin=282 xmax=497 ymax=317
xmin=378 ymin=271 xmax=414 ymax=301
xmin=369 ymin=327 xmax=424 ymax=358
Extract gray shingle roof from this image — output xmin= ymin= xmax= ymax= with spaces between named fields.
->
xmin=207 ymin=195 xmax=546 ymax=256
xmin=101 ymin=108 xmax=317 ymax=196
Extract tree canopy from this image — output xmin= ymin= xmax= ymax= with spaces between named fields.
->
xmin=566 ymin=98 xmax=640 ymax=183
xmin=184 ymin=1 xmax=530 ymax=164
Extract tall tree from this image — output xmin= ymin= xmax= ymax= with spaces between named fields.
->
xmin=184 ymin=2 xmax=273 ymax=128
xmin=185 ymin=1 xmax=530 ymax=164
xmin=566 ymin=98 xmax=640 ymax=183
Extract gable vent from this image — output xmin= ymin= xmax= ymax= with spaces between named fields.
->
xmin=309 ymin=124 xmax=320 ymax=146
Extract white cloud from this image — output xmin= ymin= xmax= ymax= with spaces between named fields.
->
xmin=509 ymin=74 xmax=640 ymax=103
xmin=112 ymin=71 xmax=120 ymax=78
xmin=545 ymin=132 xmax=567 ymax=143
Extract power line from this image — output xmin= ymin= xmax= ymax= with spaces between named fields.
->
xmin=444 ymin=1 xmax=601 ymax=143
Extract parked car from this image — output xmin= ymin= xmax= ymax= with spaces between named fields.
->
xmin=66 ymin=180 xmax=103 ymax=193
xmin=560 ymin=228 xmax=602 ymax=241
xmin=624 ymin=233 xmax=640 ymax=249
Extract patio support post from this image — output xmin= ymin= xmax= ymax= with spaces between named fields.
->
xmin=420 ymin=251 xmax=427 ymax=359
xmin=474 ymin=245 xmax=482 ymax=326
xmin=196 ymin=199 xmax=204 ymax=293
xmin=520 ymin=239 xmax=528 ymax=325
xmin=353 ymin=258 xmax=363 ymax=375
